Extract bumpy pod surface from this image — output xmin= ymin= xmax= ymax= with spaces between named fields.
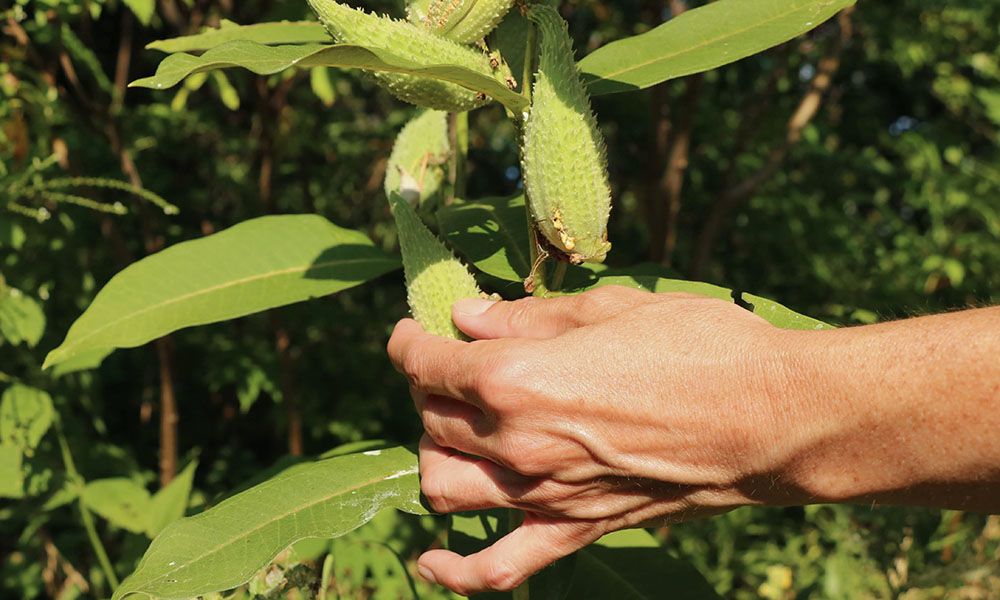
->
xmin=385 ymin=109 xmax=451 ymax=207
xmin=521 ymin=5 xmax=612 ymax=264
xmin=413 ymin=0 xmax=518 ymax=44
xmin=308 ymin=0 xmax=502 ymax=112
xmin=389 ymin=192 xmax=481 ymax=340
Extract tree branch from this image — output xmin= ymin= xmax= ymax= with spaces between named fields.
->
xmin=689 ymin=9 xmax=853 ymax=280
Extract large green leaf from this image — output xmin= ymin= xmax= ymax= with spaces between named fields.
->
xmin=113 ymin=446 xmax=426 ymax=600
xmin=130 ymin=41 xmax=529 ymax=113
xmin=148 ymin=21 xmax=331 ymax=53
xmin=0 ymin=385 xmax=54 ymax=451
xmin=43 ymin=215 xmax=399 ymax=369
xmin=580 ymin=0 xmax=855 ymax=96
xmin=567 ymin=529 xmax=721 ymax=599
xmin=0 ymin=287 xmax=46 ymax=347
xmin=437 ymin=195 xmax=532 ymax=283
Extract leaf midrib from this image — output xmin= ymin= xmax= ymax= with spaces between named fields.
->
xmin=583 ymin=0 xmax=843 ymax=84
xmin=51 ymin=256 xmax=397 ymax=359
xmin=136 ymin=466 xmax=419 ymax=591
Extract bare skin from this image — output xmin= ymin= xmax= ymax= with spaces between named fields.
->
xmin=386 ymin=285 xmax=1000 ymax=596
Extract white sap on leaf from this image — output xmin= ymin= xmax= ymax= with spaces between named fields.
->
xmin=363 ymin=449 xmax=383 ymax=456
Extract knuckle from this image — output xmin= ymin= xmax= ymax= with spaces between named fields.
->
xmin=419 ymin=474 xmax=452 ymax=513
xmin=421 ymin=415 xmax=450 ymax=448
xmin=496 ymin=436 xmax=548 ymax=477
xmin=484 ymin=560 xmax=522 ymax=592
xmin=504 ymin=297 xmax=542 ymax=327
xmin=401 ymin=339 xmax=434 ymax=389
xmin=471 ymin=342 xmax=523 ymax=398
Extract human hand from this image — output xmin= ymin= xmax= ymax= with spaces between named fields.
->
xmin=387 ymin=286 xmax=806 ymax=595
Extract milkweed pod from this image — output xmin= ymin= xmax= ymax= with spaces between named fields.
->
xmin=389 ymin=192 xmax=482 ymax=340
xmin=308 ymin=0 xmax=506 ymax=112
xmin=521 ymin=5 xmax=612 ymax=264
xmin=385 ymin=109 xmax=451 ymax=208
xmin=415 ymin=0 xmax=518 ymax=44
xmin=407 ymin=0 xmax=433 ymax=24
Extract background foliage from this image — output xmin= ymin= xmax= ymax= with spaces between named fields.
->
xmin=1 ymin=0 xmax=998 ymax=598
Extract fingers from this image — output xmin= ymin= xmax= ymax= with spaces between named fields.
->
xmin=420 ymin=397 xmax=495 ymax=458
xmin=452 ymin=286 xmax=653 ymax=341
xmin=418 ymin=515 xmax=603 ymax=595
xmin=452 ymin=296 xmax=583 ymax=340
xmin=387 ymin=319 xmax=485 ymax=405
xmin=419 ymin=435 xmax=535 ymax=513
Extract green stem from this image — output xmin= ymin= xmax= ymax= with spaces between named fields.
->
xmin=455 ymin=112 xmax=469 ymax=200
xmin=447 ymin=112 xmax=470 ymax=205
xmin=57 ymin=428 xmax=120 ymax=592
xmin=549 ymin=262 xmax=568 ymax=292
xmin=521 ymin=18 xmax=547 ymax=301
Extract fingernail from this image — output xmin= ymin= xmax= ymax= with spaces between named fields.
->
xmin=418 ymin=564 xmax=437 ymax=584
xmin=453 ymin=298 xmax=495 ymax=318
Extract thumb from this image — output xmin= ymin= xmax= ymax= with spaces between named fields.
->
xmin=418 ymin=516 xmax=602 ymax=595
xmin=452 ymin=295 xmax=587 ymax=340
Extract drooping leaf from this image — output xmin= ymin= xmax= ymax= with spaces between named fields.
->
xmin=310 ymin=65 xmax=337 ymax=106
xmin=113 ymin=446 xmax=426 ymax=600
xmin=0 ymin=385 xmax=54 ymax=451
xmin=0 ymin=287 xmax=46 ymax=347
xmin=572 ymin=270 xmax=832 ymax=330
xmin=43 ymin=215 xmax=399 ymax=369
xmin=567 ymin=265 xmax=733 ymax=301
xmin=580 ymin=0 xmax=855 ymax=96
xmin=130 ymin=41 xmax=529 ymax=113
xmin=82 ymin=478 xmax=153 ymax=534
xmin=49 ymin=347 xmax=113 ymax=378
xmin=741 ymin=292 xmax=833 ymax=331
xmin=566 ymin=529 xmax=721 ymax=599
xmin=147 ymin=460 xmax=198 ymax=538
xmin=437 ymin=194 xmax=532 ymax=283
xmin=122 ymin=0 xmax=156 ymax=26
xmin=147 ymin=21 xmax=332 ymax=53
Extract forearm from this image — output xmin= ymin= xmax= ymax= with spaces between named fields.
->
xmin=774 ymin=307 xmax=1000 ymax=513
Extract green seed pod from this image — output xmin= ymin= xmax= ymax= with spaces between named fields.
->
xmin=521 ymin=5 xmax=612 ymax=264
xmin=389 ymin=192 xmax=481 ymax=340
xmin=385 ymin=110 xmax=451 ymax=209
xmin=406 ymin=0 xmax=433 ymax=25
xmin=413 ymin=0 xmax=517 ymax=44
xmin=308 ymin=0 xmax=508 ymax=112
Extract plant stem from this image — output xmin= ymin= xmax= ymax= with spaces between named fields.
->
xmin=456 ymin=112 xmax=469 ymax=200
xmin=521 ymin=17 xmax=547 ymax=301
xmin=57 ymin=428 xmax=120 ymax=592
xmin=549 ymin=262 xmax=567 ymax=292
xmin=448 ymin=111 xmax=470 ymax=204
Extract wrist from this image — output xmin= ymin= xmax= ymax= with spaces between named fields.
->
xmin=761 ymin=314 xmax=1000 ymax=512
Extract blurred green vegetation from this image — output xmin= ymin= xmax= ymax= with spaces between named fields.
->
xmin=1 ymin=0 xmax=997 ymax=598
